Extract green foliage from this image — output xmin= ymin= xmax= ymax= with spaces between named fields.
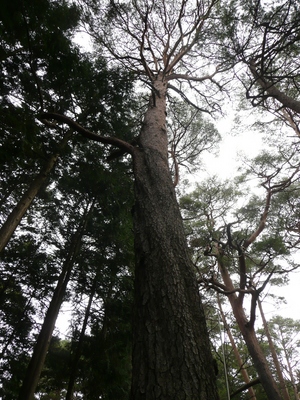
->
xmin=0 ymin=0 xmax=136 ymax=398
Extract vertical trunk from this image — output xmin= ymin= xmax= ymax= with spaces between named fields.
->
xmin=65 ymin=276 xmax=97 ymax=400
xmin=279 ymin=328 xmax=299 ymax=400
xmin=217 ymin=295 xmax=257 ymax=400
xmin=0 ymin=131 xmax=71 ymax=252
xmin=131 ymin=76 xmax=219 ymax=399
xmin=258 ymin=299 xmax=290 ymax=400
xmin=218 ymin=259 xmax=282 ymax=400
xmin=18 ymin=208 xmax=89 ymax=400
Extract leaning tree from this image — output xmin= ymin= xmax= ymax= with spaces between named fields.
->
xmin=41 ymin=0 xmax=229 ymax=398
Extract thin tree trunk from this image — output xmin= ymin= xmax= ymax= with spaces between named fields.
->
xmin=258 ymin=299 xmax=290 ymax=400
xmin=218 ymin=258 xmax=282 ymax=400
xmin=217 ymin=294 xmax=257 ymax=400
xmin=130 ymin=75 xmax=219 ymax=399
xmin=18 ymin=205 xmax=91 ymax=400
xmin=279 ymin=328 xmax=299 ymax=400
xmin=65 ymin=275 xmax=97 ymax=400
xmin=0 ymin=131 xmax=71 ymax=252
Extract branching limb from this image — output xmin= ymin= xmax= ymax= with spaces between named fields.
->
xmin=237 ymin=247 xmax=247 ymax=304
xmin=39 ymin=112 xmax=134 ymax=156
xmin=168 ymin=83 xmax=210 ymax=113
xmin=243 ymin=188 xmax=271 ymax=248
xmin=248 ymin=267 xmax=276 ymax=329
xmin=249 ymin=59 xmax=300 ymax=114
xmin=230 ymin=378 xmax=261 ymax=398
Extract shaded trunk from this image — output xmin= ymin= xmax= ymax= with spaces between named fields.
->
xmin=130 ymin=76 xmax=219 ymax=399
xmin=258 ymin=299 xmax=290 ymax=400
xmin=65 ymin=275 xmax=97 ymax=400
xmin=217 ymin=295 xmax=257 ymax=400
xmin=18 ymin=207 xmax=89 ymax=400
xmin=218 ymin=259 xmax=282 ymax=400
xmin=0 ymin=131 xmax=71 ymax=252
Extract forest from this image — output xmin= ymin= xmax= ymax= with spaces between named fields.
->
xmin=0 ymin=0 xmax=300 ymax=399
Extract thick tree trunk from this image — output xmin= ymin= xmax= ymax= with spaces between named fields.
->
xmin=18 ymin=210 xmax=88 ymax=400
xmin=130 ymin=76 xmax=219 ymax=399
xmin=218 ymin=260 xmax=282 ymax=400
xmin=258 ymin=299 xmax=290 ymax=400
xmin=0 ymin=131 xmax=71 ymax=252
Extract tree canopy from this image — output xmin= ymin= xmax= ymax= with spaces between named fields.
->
xmin=1 ymin=0 xmax=300 ymax=399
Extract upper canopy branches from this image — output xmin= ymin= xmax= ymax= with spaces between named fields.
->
xmin=84 ymin=0 xmax=223 ymax=94
xmin=225 ymin=0 xmax=300 ymax=115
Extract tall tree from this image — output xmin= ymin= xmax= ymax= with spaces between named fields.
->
xmin=41 ymin=0 xmax=226 ymax=398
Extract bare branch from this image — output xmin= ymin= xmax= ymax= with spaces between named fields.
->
xmin=230 ymin=378 xmax=261 ymax=399
xmin=167 ymin=83 xmax=210 ymax=113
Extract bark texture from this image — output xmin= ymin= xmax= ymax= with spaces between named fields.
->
xmin=130 ymin=76 xmax=219 ymax=399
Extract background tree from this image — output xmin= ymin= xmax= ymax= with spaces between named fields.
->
xmin=180 ymin=156 xmax=300 ymax=399
xmin=220 ymin=0 xmax=300 ymax=117
xmin=264 ymin=316 xmax=300 ymax=399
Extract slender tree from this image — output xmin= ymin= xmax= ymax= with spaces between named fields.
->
xmin=0 ymin=131 xmax=72 ymax=253
xmin=180 ymin=166 xmax=300 ymax=399
xmin=258 ymin=299 xmax=291 ymax=400
xmin=217 ymin=295 xmax=257 ymax=400
xmin=267 ymin=316 xmax=300 ymax=400
xmin=18 ymin=202 xmax=93 ymax=400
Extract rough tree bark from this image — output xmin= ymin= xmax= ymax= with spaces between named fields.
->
xmin=130 ymin=75 xmax=218 ymax=399
xmin=42 ymin=74 xmax=220 ymax=400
